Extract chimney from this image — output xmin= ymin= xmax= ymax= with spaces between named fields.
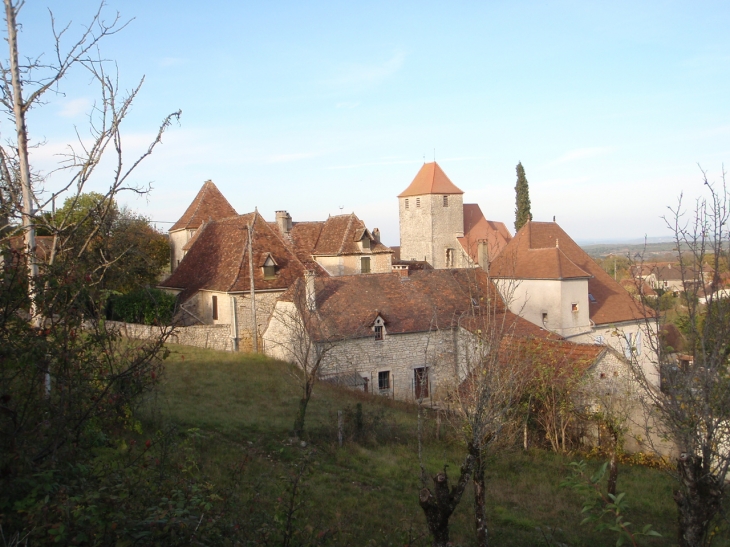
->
xmin=275 ymin=210 xmax=292 ymax=236
xmin=477 ymin=240 xmax=489 ymax=271
xmin=304 ymin=270 xmax=316 ymax=311
xmin=372 ymin=227 xmax=380 ymax=244
xmin=392 ymin=264 xmax=409 ymax=278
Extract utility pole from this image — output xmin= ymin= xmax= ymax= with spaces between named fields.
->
xmin=248 ymin=217 xmax=258 ymax=353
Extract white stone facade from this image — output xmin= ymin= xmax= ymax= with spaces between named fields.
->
xmin=169 ymin=229 xmax=196 ymax=272
xmin=399 ymin=193 xmax=468 ymax=268
xmin=497 ymin=278 xmax=592 ymax=338
xmin=315 ymin=253 xmax=392 ymax=276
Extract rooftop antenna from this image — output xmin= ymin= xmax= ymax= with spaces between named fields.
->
xmin=339 ymin=205 xmax=344 ymax=213
xmin=433 ymin=148 xmax=436 ymax=162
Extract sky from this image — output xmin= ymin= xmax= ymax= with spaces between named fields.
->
xmin=12 ymin=1 xmax=730 ymax=246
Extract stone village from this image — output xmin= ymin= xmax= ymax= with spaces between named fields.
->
xmin=145 ymin=161 xmax=664 ymax=452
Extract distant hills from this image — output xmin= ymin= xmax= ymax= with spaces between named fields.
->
xmin=580 ymin=239 xmax=679 ymax=259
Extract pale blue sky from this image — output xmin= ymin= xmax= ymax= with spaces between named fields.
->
xmin=15 ymin=1 xmax=730 ymax=245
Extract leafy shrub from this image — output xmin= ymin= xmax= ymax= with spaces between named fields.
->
xmin=109 ymin=288 xmax=177 ymax=325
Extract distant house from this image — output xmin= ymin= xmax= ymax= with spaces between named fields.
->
xmin=398 ymin=162 xmax=511 ymax=269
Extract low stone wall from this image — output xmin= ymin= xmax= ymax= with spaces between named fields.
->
xmin=106 ymin=321 xmax=235 ymax=352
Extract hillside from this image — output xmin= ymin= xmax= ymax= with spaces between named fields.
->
xmin=148 ymin=344 xmax=681 ymax=546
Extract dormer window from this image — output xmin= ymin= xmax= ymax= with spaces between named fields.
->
xmin=262 ymin=253 xmax=278 ymax=279
xmin=362 ymin=236 xmax=371 ymax=250
xmin=588 ymin=293 xmax=597 ymax=303
xmin=373 ymin=315 xmax=385 ymax=340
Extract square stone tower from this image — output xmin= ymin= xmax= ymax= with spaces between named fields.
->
xmin=398 ymin=162 xmax=465 ymax=268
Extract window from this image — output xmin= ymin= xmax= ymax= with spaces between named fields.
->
xmin=262 ymin=254 xmax=278 ymax=279
xmin=361 ymin=256 xmax=371 ymax=273
xmin=405 ymin=198 xmax=409 ymax=209
xmin=571 ymin=303 xmax=579 ymax=312
xmin=374 ymin=325 xmax=383 ymax=341
xmin=588 ymin=293 xmax=597 ymax=303
xmin=414 ymin=367 xmax=429 ymax=399
xmin=443 ymin=195 xmax=449 ymax=207
xmin=416 ymin=197 xmax=421 ymax=208
xmin=361 ymin=237 xmax=371 ymax=250
xmin=212 ymin=295 xmax=218 ymax=320
xmin=378 ymin=371 xmax=390 ymax=391
xmin=446 ymin=248 xmax=455 ymax=267
xmin=541 ymin=312 xmax=548 ymax=324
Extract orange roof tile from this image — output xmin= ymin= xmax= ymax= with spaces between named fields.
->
xmin=170 ymin=180 xmax=237 ymax=232
xmin=398 ymin=162 xmax=464 ymax=197
xmin=457 ymin=203 xmax=512 ymax=265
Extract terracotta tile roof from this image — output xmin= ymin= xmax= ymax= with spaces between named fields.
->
xmin=160 ymin=212 xmax=319 ymax=300
xmin=457 ymin=204 xmax=512 ymax=264
xmin=398 ymin=162 xmax=464 ymax=197
xmin=620 ymin=277 xmax=657 ymax=297
xmin=490 ymin=221 xmax=651 ymax=325
xmin=515 ymin=338 xmax=607 ymax=381
xmin=311 ymin=214 xmax=392 ymax=256
xmin=170 ymin=180 xmax=237 ymax=232
xmin=282 ymin=268 xmax=554 ymax=341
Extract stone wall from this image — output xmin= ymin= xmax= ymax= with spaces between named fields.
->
xmin=106 ymin=321 xmax=235 ymax=352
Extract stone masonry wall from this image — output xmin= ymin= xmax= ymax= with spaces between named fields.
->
xmin=320 ymin=329 xmax=458 ymax=403
xmin=106 ymin=321 xmax=235 ymax=352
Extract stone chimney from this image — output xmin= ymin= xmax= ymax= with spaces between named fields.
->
xmin=392 ymin=264 xmax=409 ymax=278
xmin=275 ymin=210 xmax=292 ymax=236
xmin=304 ymin=270 xmax=316 ymax=311
xmin=372 ymin=227 xmax=380 ymax=244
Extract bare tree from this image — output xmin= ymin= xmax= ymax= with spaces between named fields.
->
xmin=263 ymin=273 xmax=339 ymax=438
xmin=445 ymin=270 xmax=530 ymax=547
xmin=629 ymin=170 xmax=730 ymax=547
xmin=0 ymin=0 xmax=180 ymax=295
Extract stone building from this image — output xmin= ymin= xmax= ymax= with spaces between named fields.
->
xmin=168 ymin=180 xmax=237 ymax=272
xmin=398 ymin=162 xmax=511 ymax=269
xmin=263 ymin=267 xmax=588 ymax=404
xmin=489 ymin=221 xmax=658 ymax=386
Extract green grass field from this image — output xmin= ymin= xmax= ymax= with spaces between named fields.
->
xmin=150 ymin=344 xmax=690 ymax=546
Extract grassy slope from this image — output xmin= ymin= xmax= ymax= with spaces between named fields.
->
xmin=154 ymin=345 xmax=684 ymax=547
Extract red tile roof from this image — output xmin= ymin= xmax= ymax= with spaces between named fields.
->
xmin=398 ymin=162 xmax=464 ymax=197
xmin=310 ymin=214 xmax=392 ymax=256
xmin=281 ymin=268 xmax=555 ymax=341
xmin=170 ymin=180 xmax=237 ymax=232
xmin=458 ymin=203 xmax=512 ymax=264
xmin=490 ymin=221 xmax=651 ymax=325
xmin=161 ymin=212 xmax=321 ymax=300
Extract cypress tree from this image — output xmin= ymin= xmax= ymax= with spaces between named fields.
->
xmin=514 ymin=162 xmax=532 ymax=232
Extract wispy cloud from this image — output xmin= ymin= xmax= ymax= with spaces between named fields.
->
xmin=549 ymin=146 xmax=615 ymax=166
xmin=328 ymin=50 xmax=406 ymax=88
xmin=58 ymin=98 xmax=91 ymax=118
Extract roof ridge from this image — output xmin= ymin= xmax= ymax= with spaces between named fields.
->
xmin=185 ymin=182 xmax=209 ymax=230
xmin=337 ymin=214 xmax=355 ymax=255
xmin=227 ymin=215 xmax=252 ymax=293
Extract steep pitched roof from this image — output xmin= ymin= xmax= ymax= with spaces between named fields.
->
xmin=398 ymin=162 xmax=464 ymax=198
xmin=161 ymin=212 xmax=319 ymax=300
xmin=280 ymin=268 xmax=555 ymax=341
xmin=490 ymin=221 xmax=650 ymax=325
xmin=457 ymin=203 xmax=512 ymax=264
xmin=170 ymin=180 xmax=237 ymax=232
xmin=310 ymin=213 xmax=392 ymax=256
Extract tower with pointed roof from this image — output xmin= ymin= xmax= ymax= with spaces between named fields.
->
xmin=398 ymin=162 xmax=466 ymax=268
xmin=169 ymin=180 xmax=237 ymax=271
